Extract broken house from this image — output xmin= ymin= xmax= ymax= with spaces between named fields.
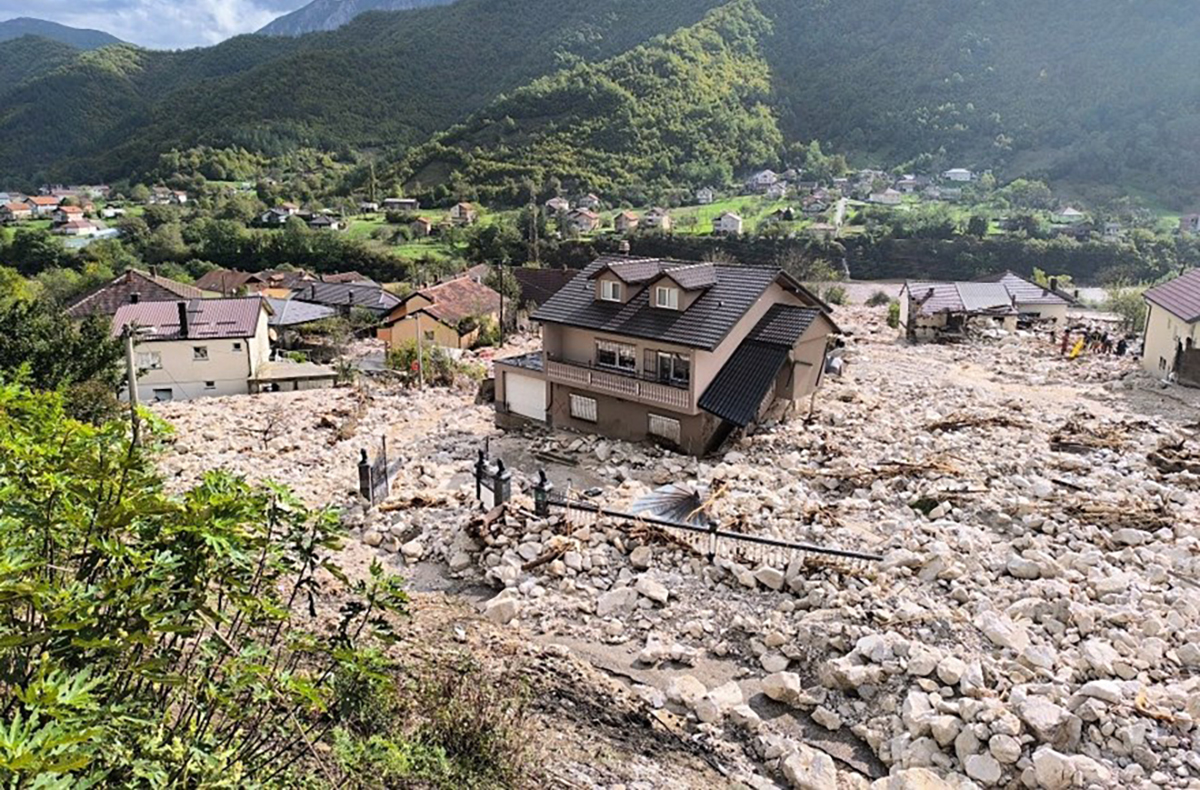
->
xmin=973 ymin=270 xmax=1075 ymax=324
xmin=377 ymin=276 xmax=502 ymax=350
xmin=898 ymin=281 xmax=1019 ymax=341
xmin=494 ymin=255 xmax=838 ymax=455
xmin=1142 ymin=268 xmax=1200 ymax=385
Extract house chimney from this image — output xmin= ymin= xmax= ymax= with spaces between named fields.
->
xmin=1049 ymin=277 xmax=1059 ymax=292
xmin=177 ymin=301 xmax=189 ymax=339
xmin=618 ymin=239 xmax=631 ymax=255
xmin=130 ymin=292 xmax=140 ymax=304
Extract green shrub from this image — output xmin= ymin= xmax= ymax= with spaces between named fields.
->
xmin=0 ymin=383 xmax=409 ymax=786
xmin=822 ymin=285 xmax=848 ymax=305
xmin=1105 ymin=283 xmax=1148 ymax=332
xmin=388 ymin=340 xmax=464 ymax=387
xmin=865 ymin=289 xmax=891 ymax=307
xmin=887 ymin=301 xmax=901 ymax=328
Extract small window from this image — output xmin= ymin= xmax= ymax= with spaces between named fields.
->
xmin=596 ymin=340 xmax=636 ymax=372
xmin=204 ymin=381 xmax=216 ymax=390
xmin=570 ymin=394 xmax=597 ymax=422
xmin=424 ymin=330 xmax=436 ymax=342
xmin=599 ymin=280 xmax=622 ymax=302
xmin=649 ymin=414 xmax=681 ymax=444
xmin=656 ymin=352 xmax=690 ymax=386
xmin=136 ymin=351 xmax=162 ymax=370
xmin=193 ymin=346 xmax=209 ymax=361
xmin=152 ymin=388 xmax=173 ymax=402
xmin=655 ymin=286 xmax=679 ymax=310
xmin=232 ymin=342 xmax=243 ymax=351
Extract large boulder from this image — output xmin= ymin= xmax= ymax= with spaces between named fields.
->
xmin=782 ymin=745 xmax=838 ymax=790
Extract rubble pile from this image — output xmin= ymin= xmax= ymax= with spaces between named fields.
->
xmin=152 ymin=307 xmax=1200 ymax=789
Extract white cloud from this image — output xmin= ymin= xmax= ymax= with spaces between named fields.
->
xmin=0 ymin=0 xmax=307 ymax=49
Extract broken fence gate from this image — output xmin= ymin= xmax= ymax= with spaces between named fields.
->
xmin=358 ymin=436 xmax=391 ymax=508
xmin=472 ymin=447 xmax=883 ymax=571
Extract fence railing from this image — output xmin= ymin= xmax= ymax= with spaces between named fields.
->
xmin=472 ymin=446 xmax=883 ymax=571
xmin=544 ymin=359 xmax=692 ymax=411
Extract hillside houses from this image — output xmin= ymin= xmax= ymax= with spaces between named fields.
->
xmin=613 ymin=210 xmax=639 ymax=234
xmin=712 ymin=211 xmax=743 ymax=236
xmin=378 ymin=276 xmax=501 ymax=351
xmin=0 ymin=203 xmax=32 ymax=222
xmin=564 ymin=209 xmax=601 ymax=234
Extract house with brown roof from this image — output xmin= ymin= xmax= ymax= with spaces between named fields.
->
xmin=613 ymin=210 xmax=639 ymax=234
xmin=494 ymin=255 xmax=838 ymax=455
xmin=642 ymin=207 xmax=672 ymax=232
xmin=53 ymin=219 xmax=101 ymax=237
xmin=449 ymin=202 xmax=477 ymax=225
xmin=52 ymin=205 xmax=85 ymax=225
xmin=378 ymin=276 xmax=502 ymax=350
xmin=545 ymin=197 xmax=571 ymax=215
xmin=564 ymin=208 xmax=600 ymax=234
xmin=1142 ymin=269 xmax=1200 ymax=384
xmin=67 ymin=269 xmax=210 ymax=319
xmin=24 ymin=195 xmax=61 ymax=216
xmin=0 ymin=203 xmax=32 ymax=222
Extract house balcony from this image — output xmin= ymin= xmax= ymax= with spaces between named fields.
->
xmin=544 ymin=356 xmax=692 ymax=412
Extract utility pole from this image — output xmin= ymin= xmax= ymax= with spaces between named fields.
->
xmin=529 ymin=200 xmax=540 ymax=263
xmin=415 ymin=311 xmax=424 ymax=389
xmin=123 ymin=325 xmax=141 ymax=447
xmin=496 ymin=259 xmax=505 ymax=347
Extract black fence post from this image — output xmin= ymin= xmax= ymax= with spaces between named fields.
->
xmin=533 ymin=469 xmax=553 ymax=517
xmin=493 ymin=459 xmax=512 ymax=506
xmin=475 ymin=448 xmax=486 ymax=504
xmin=358 ymin=449 xmax=372 ymax=504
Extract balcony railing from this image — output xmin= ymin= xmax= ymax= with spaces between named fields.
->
xmin=545 ymin=358 xmax=692 ymax=411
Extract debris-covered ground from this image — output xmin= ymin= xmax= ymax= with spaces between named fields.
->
xmin=152 ymin=304 xmax=1200 ymax=790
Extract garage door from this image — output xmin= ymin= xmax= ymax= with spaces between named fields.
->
xmin=505 ymin=372 xmax=546 ymax=422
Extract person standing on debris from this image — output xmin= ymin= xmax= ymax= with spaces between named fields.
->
xmin=1061 ymin=329 xmax=1071 ymax=356
xmin=1116 ymin=337 xmax=1128 ymax=356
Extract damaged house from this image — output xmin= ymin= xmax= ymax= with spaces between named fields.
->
xmin=898 ymin=281 xmax=1019 ymax=341
xmin=494 ymin=256 xmax=838 ymax=455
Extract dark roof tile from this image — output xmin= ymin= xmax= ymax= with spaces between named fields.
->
xmin=1144 ymin=268 xmax=1200 ymax=322
xmin=698 ymin=342 xmax=789 ymax=427
xmin=67 ymin=269 xmax=206 ymax=318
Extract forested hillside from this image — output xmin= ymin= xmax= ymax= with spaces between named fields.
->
xmin=392 ymin=0 xmax=781 ymax=203
xmin=2 ymin=0 xmax=1200 ymax=206
xmin=0 ymin=36 xmax=84 ymax=91
xmin=0 ymin=0 xmax=725 ymax=187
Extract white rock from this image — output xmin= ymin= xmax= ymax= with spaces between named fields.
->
xmin=755 ymin=565 xmax=786 ymax=591
xmin=988 ymin=733 xmax=1021 ymax=764
xmin=1017 ymin=696 xmax=1077 ymax=749
xmin=362 ymin=529 xmax=384 ymax=547
xmin=635 ymin=575 xmax=669 ymax=604
xmin=869 ymin=768 xmax=954 ymax=790
xmin=729 ymin=704 xmax=761 ymax=731
xmin=1080 ymin=638 xmax=1119 ymax=675
xmin=928 ymin=715 xmax=961 ymax=747
xmin=964 ymin=753 xmax=1002 ymax=785
xmin=1032 ymin=747 xmax=1074 ymax=790
xmin=782 ymin=745 xmax=838 ymax=790
xmin=812 ymin=706 xmax=842 ymax=730
xmin=630 ymin=545 xmax=653 ymax=570
xmin=666 ymin=675 xmax=707 ymax=706
xmin=1076 ymin=679 xmax=1123 ymax=704
xmin=976 ymin=610 xmax=1030 ymax=652
xmin=596 ymin=586 xmax=639 ymax=617
xmin=706 ymin=681 xmax=743 ymax=711
xmin=761 ymin=652 xmax=790 ymax=673
xmin=936 ymin=655 xmax=966 ymax=685
xmin=483 ymin=592 xmax=520 ymax=625
xmin=762 ymin=671 xmax=803 ymax=705
xmin=400 ymin=539 xmax=424 ymax=560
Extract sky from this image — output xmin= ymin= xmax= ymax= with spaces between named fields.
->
xmin=0 ymin=0 xmax=308 ymax=49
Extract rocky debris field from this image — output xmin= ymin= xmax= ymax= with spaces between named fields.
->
xmin=152 ymin=306 xmax=1200 ymax=790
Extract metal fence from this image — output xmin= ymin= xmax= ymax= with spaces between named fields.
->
xmin=472 ymin=445 xmax=883 ymax=572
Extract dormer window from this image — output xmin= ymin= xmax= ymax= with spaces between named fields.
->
xmin=599 ymin=280 xmax=623 ymax=302
xmin=655 ymin=286 xmax=680 ymax=310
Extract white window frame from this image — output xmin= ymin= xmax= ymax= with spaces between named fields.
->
xmin=656 ymin=351 xmax=690 ymax=386
xmin=193 ymin=346 xmax=209 ymax=361
xmin=136 ymin=351 xmax=162 ymax=371
xmin=569 ymin=394 xmax=597 ymax=423
xmin=655 ymin=286 xmax=680 ymax=310
xmin=599 ymin=280 xmax=623 ymax=302
xmin=648 ymin=414 xmax=682 ymax=444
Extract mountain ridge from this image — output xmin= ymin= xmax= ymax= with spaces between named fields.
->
xmin=0 ymin=17 xmax=124 ymax=49
xmin=257 ymin=0 xmax=455 ymax=36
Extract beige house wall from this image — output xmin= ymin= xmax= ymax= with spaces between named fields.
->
xmin=696 ymin=282 xmax=806 ymax=393
xmin=1018 ymin=302 xmax=1068 ymax=324
xmin=381 ymin=314 xmax=465 ymax=350
xmin=1142 ymin=303 xmax=1200 ymax=375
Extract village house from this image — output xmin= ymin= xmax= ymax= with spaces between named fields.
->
xmin=359 ymin=201 xmax=380 ymax=213
xmin=493 ymin=256 xmax=838 ymax=455
xmin=974 ymin=271 xmax=1074 ymax=324
xmin=149 ymin=187 xmax=188 ymax=205
xmin=306 ymin=213 xmax=341 ymax=231
xmin=746 ymin=170 xmax=779 ymax=193
xmin=52 ymin=205 xmax=85 ymax=225
xmin=613 ymin=210 xmax=639 ymax=234
xmin=101 ymin=206 xmax=126 ymax=219
xmin=1179 ymin=214 xmax=1200 ymax=234
xmin=382 ymin=197 xmax=419 ymax=213
xmin=411 ymin=216 xmax=434 ymax=237
xmin=378 ymin=276 xmax=501 ymax=351
xmin=695 ymin=187 xmax=715 ymax=205
xmin=0 ymin=202 xmax=33 ymax=222
xmin=321 ymin=271 xmax=376 ymax=285
xmin=712 ymin=211 xmax=744 ymax=236
xmin=1103 ymin=222 xmax=1122 ymax=241
xmin=641 ymin=207 xmax=672 ymax=232
xmin=1141 ymin=269 xmax=1200 ymax=385
xmin=577 ymin=193 xmax=601 ymax=210
xmin=67 ymin=269 xmax=210 ymax=319
xmin=24 ymin=195 xmax=61 ymax=216
xmin=260 ymin=207 xmax=297 ymax=226
xmin=113 ymin=297 xmax=271 ymax=401
xmin=794 ymin=181 xmax=819 ymax=194
xmin=564 ymin=209 xmax=600 ymax=234
xmin=298 ymin=281 xmax=401 ymax=316
xmin=53 ymin=219 xmax=100 ymax=237
xmin=868 ymin=188 xmax=903 ymax=206
xmin=1054 ymin=207 xmax=1087 ymax=224
xmin=545 ymin=196 xmax=571 ymax=215
xmin=264 ymin=296 xmax=338 ymax=348
xmin=897 ymin=281 xmax=1019 ymax=341
xmin=807 ymin=223 xmax=837 ymax=240
xmin=766 ymin=181 xmax=789 ymax=200
xmin=449 ymin=202 xmax=477 ymax=225
xmin=942 ymin=168 xmax=974 ymax=182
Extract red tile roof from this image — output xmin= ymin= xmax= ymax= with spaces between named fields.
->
xmin=1144 ymin=268 xmax=1200 ymax=323
xmin=68 ymin=269 xmax=207 ymax=318
xmin=111 ymin=297 xmax=269 ymax=341
xmin=27 ymin=196 xmax=60 ymax=206
xmin=409 ymin=276 xmax=500 ymax=327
